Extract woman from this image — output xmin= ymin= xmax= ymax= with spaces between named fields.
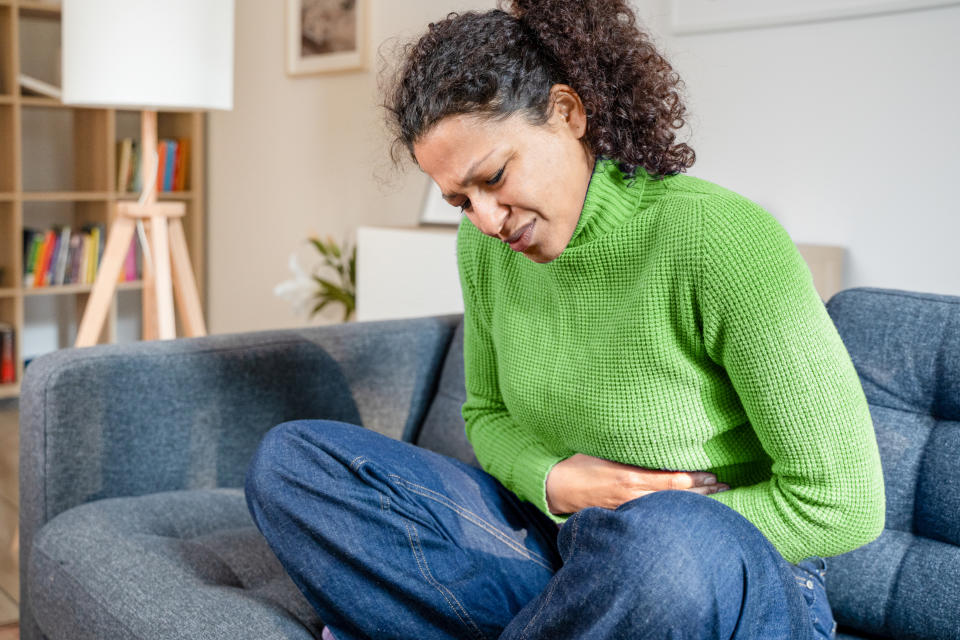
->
xmin=245 ymin=1 xmax=885 ymax=638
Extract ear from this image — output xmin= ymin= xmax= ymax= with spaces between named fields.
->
xmin=548 ymin=84 xmax=588 ymax=139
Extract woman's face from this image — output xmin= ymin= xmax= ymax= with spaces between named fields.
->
xmin=412 ymin=86 xmax=595 ymax=264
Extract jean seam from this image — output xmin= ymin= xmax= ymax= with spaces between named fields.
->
xmin=350 ymin=455 xmax=367 ymax=472
xmin=518 ymin=510 xmax=582 ymax=640
xmin=388 ymin=473 xmax=554 ymax=571
xmin=793 ymin=573 xmax=835 ymax=638
xmin=402 ymin=520 xmax=486 ymax=640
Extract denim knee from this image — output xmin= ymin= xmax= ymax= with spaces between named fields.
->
xmin=244 ymin=419 xmax=329 ymax=509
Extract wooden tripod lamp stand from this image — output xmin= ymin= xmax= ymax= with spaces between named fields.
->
xmin=61 ymin=0 xmax=235 ymax=347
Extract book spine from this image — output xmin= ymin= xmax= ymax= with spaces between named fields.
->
xmin=172 ymin=138 xmax=184 ymax=191
xmin=180 ymin=138 xmax=191 ymax=190
xmin=79 ymin=233 xmax=89 ymax=285
xmin=34 ymin=230 xmax=54 ymax=287
xmin=131 ymin=141 xmax=142 ymax=192
xmin=163 ymin=139 xmax=176 ymax=191
xmin=96 ymin=223 xmax=105 ymax=266
xmin=22 ymin=230 xmax=39 ymax=287
xmin=49 ymin=229 xmax=62 ymax=286
xmin=54 ymin=226 xmax=71 ymax=285
xmin=89 ymin=227 xmax=99 ymax=283
xmin=155 ymin=142 xmax=168 ymax=192
xmin=0 ymin=322 xmax=14 ymax=384
xmin=68 ymin=234 xmax=82 ymax=285
xmin=117 ymin=138 xmax=132 ymax=192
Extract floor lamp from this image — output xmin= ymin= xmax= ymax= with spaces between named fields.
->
xmin=61 ymin=0 xmax=234 ymax=347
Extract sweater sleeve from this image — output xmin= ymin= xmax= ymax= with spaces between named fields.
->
xmin=457 ymin=225 xmax=572 ymax=525
xmin=698 ymin=195 xmax=885 ymax=564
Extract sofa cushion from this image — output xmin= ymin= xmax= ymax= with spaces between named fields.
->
xmin=823 ymin=287 xmax=960 ymax=640
xmin=29 ymin=488 xmax=324 ymax=640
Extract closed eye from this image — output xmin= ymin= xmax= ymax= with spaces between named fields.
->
xmin=454 ymin=164 xmax=505 ymax=213
xmin=486 ymin=166 xmax=505 ymax=185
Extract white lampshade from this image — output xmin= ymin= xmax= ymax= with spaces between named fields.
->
xmin=61 ymin=0 xmax=234 ymax=111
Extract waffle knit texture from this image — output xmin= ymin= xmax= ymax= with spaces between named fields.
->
xmin=456 ymin=157 xmax=886 ymax=564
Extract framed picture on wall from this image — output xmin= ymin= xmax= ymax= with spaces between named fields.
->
xmin=286 ymin=0 xmax=368 ymax=75
xmin=419 ymin=179 xmax=462 ymax=226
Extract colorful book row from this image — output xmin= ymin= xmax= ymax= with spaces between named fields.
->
xmin=22 ymin=224 xmax=141 ymax=288
xmin=116 ymin=137 xmax=191 ymax=193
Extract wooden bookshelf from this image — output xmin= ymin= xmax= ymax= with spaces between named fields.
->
xmin=0 ymin=1 xmax=207 ymax=398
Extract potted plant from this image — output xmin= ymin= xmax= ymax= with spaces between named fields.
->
xmin=275 ymin=233 xmax=356 ymax=322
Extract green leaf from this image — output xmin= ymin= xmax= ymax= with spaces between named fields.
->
xmin=348 ymin=247 xmax=356 ymax=287
xmin=314 ymin=276 xmax=343 ymax=292
xmin=327 ymin=288 xmax=354 ymax=307
xmin=309 ymin=237 xmax=331 ymax=258
xmin=310 ymin=299 xmax=331 ymax=317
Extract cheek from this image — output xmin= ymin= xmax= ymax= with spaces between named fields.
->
xmin=506 ymin=172 xmax=553 ymax=216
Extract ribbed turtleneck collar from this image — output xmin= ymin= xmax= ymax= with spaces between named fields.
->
xmin=564 ymin=157 xmax=665 ymax=250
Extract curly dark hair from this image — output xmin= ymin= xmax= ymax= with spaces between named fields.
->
xmin=381 ymin=0 xmax=695 ymax=180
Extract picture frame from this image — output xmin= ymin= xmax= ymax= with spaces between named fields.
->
xmin=670 ymin=0 xmax=960 ymax=35
xmin=419 ymin=179 xmax=463 ymax=226
xmin=286 ymin=0 xmax=368 ymax=75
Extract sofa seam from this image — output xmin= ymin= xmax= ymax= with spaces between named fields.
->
xmin=881 ymin=536 xmax=912 ymax=634
xmin=828 ymin=287 xmax=960 ymax=310
xmin=862 ymin=400 xmax=955 ymax=422
xmin=43 ymin=327 xmax=443 ymax=369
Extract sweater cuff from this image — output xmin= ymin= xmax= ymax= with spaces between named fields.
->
xmin=513 ymin=449 xmax=575 ymax=525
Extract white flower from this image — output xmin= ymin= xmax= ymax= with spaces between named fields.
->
xmin=273 ymin=252 xmax=317 ymax=317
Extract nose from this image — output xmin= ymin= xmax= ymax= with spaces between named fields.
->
xmin=471 ymin=193 xmax=509 ymax=238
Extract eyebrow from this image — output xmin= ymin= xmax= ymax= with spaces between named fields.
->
xmin=441 ymin=148 xmax=497 ymax=200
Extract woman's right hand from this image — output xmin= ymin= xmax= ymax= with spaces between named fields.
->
xmin=545 ymin=453 xmax=730 ymax=515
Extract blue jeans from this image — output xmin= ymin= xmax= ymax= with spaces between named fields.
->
xmin=244 ymin=419 xmax=837 ymax=640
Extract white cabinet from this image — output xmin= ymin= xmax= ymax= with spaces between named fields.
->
xmin=355 ymin=226 xmax=461 ymax=322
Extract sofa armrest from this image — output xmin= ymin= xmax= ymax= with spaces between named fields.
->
xmin=19 ymin=313 xmax=461 ymax=532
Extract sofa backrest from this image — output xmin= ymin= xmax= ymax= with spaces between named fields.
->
xmin=823 ymin=286 xmax=960 ymax=640
xmin=413 ymin=320 xmax=479 ymax=467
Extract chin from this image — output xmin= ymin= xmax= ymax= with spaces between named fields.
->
xmin=526 ymin=246 xmax=561 ymax=264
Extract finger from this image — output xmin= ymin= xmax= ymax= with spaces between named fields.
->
xmin=686 ymin=484 xmax=730 ymax=496
xmin=668 ymin=473 xmax=714 ymax=490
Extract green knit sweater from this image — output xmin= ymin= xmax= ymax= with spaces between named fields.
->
xmin=456 ymin=157 xmax=886 ymax=564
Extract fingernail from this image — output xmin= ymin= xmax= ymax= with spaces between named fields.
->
xmin=703 ymin=476 xmax=717 ymax=485
xmin=717 ymin=486 xmax=730 ymax=492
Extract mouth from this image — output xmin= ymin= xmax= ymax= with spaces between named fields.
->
xmin=506 ymin=220 xmax=535 ymax=252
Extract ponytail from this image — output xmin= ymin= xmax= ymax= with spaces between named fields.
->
xmin=381 ymin=0 xmax=695 ymax=179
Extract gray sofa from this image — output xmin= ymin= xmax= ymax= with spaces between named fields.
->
xmin=18 ymin=286 xmax=960 ymax=640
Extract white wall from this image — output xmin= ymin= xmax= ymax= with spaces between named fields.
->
xmin=631 ymin=0 xmax=960 ymax=297
xmin=207 ymin=0 xmax=495 ymax=335
xmin=208 ymin=0 xmax=960 ymax=335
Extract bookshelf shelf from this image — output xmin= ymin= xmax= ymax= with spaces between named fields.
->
xmin=117 ymin=191 xmax=195 ymax=200
xmin=22 ymin=191 xmax=113 ymax=201
xmin=0 ymin=8 xmax=207 ymax=394
xmin=22 ymin=280 xmax=144 ymax=296
xmin=18 ymin=2 xmax=61 ymax=19
xmin=0 ymin=381 xmax=20 ymax=399
xmin=19 ymin=96 xmax=62 ymax=107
